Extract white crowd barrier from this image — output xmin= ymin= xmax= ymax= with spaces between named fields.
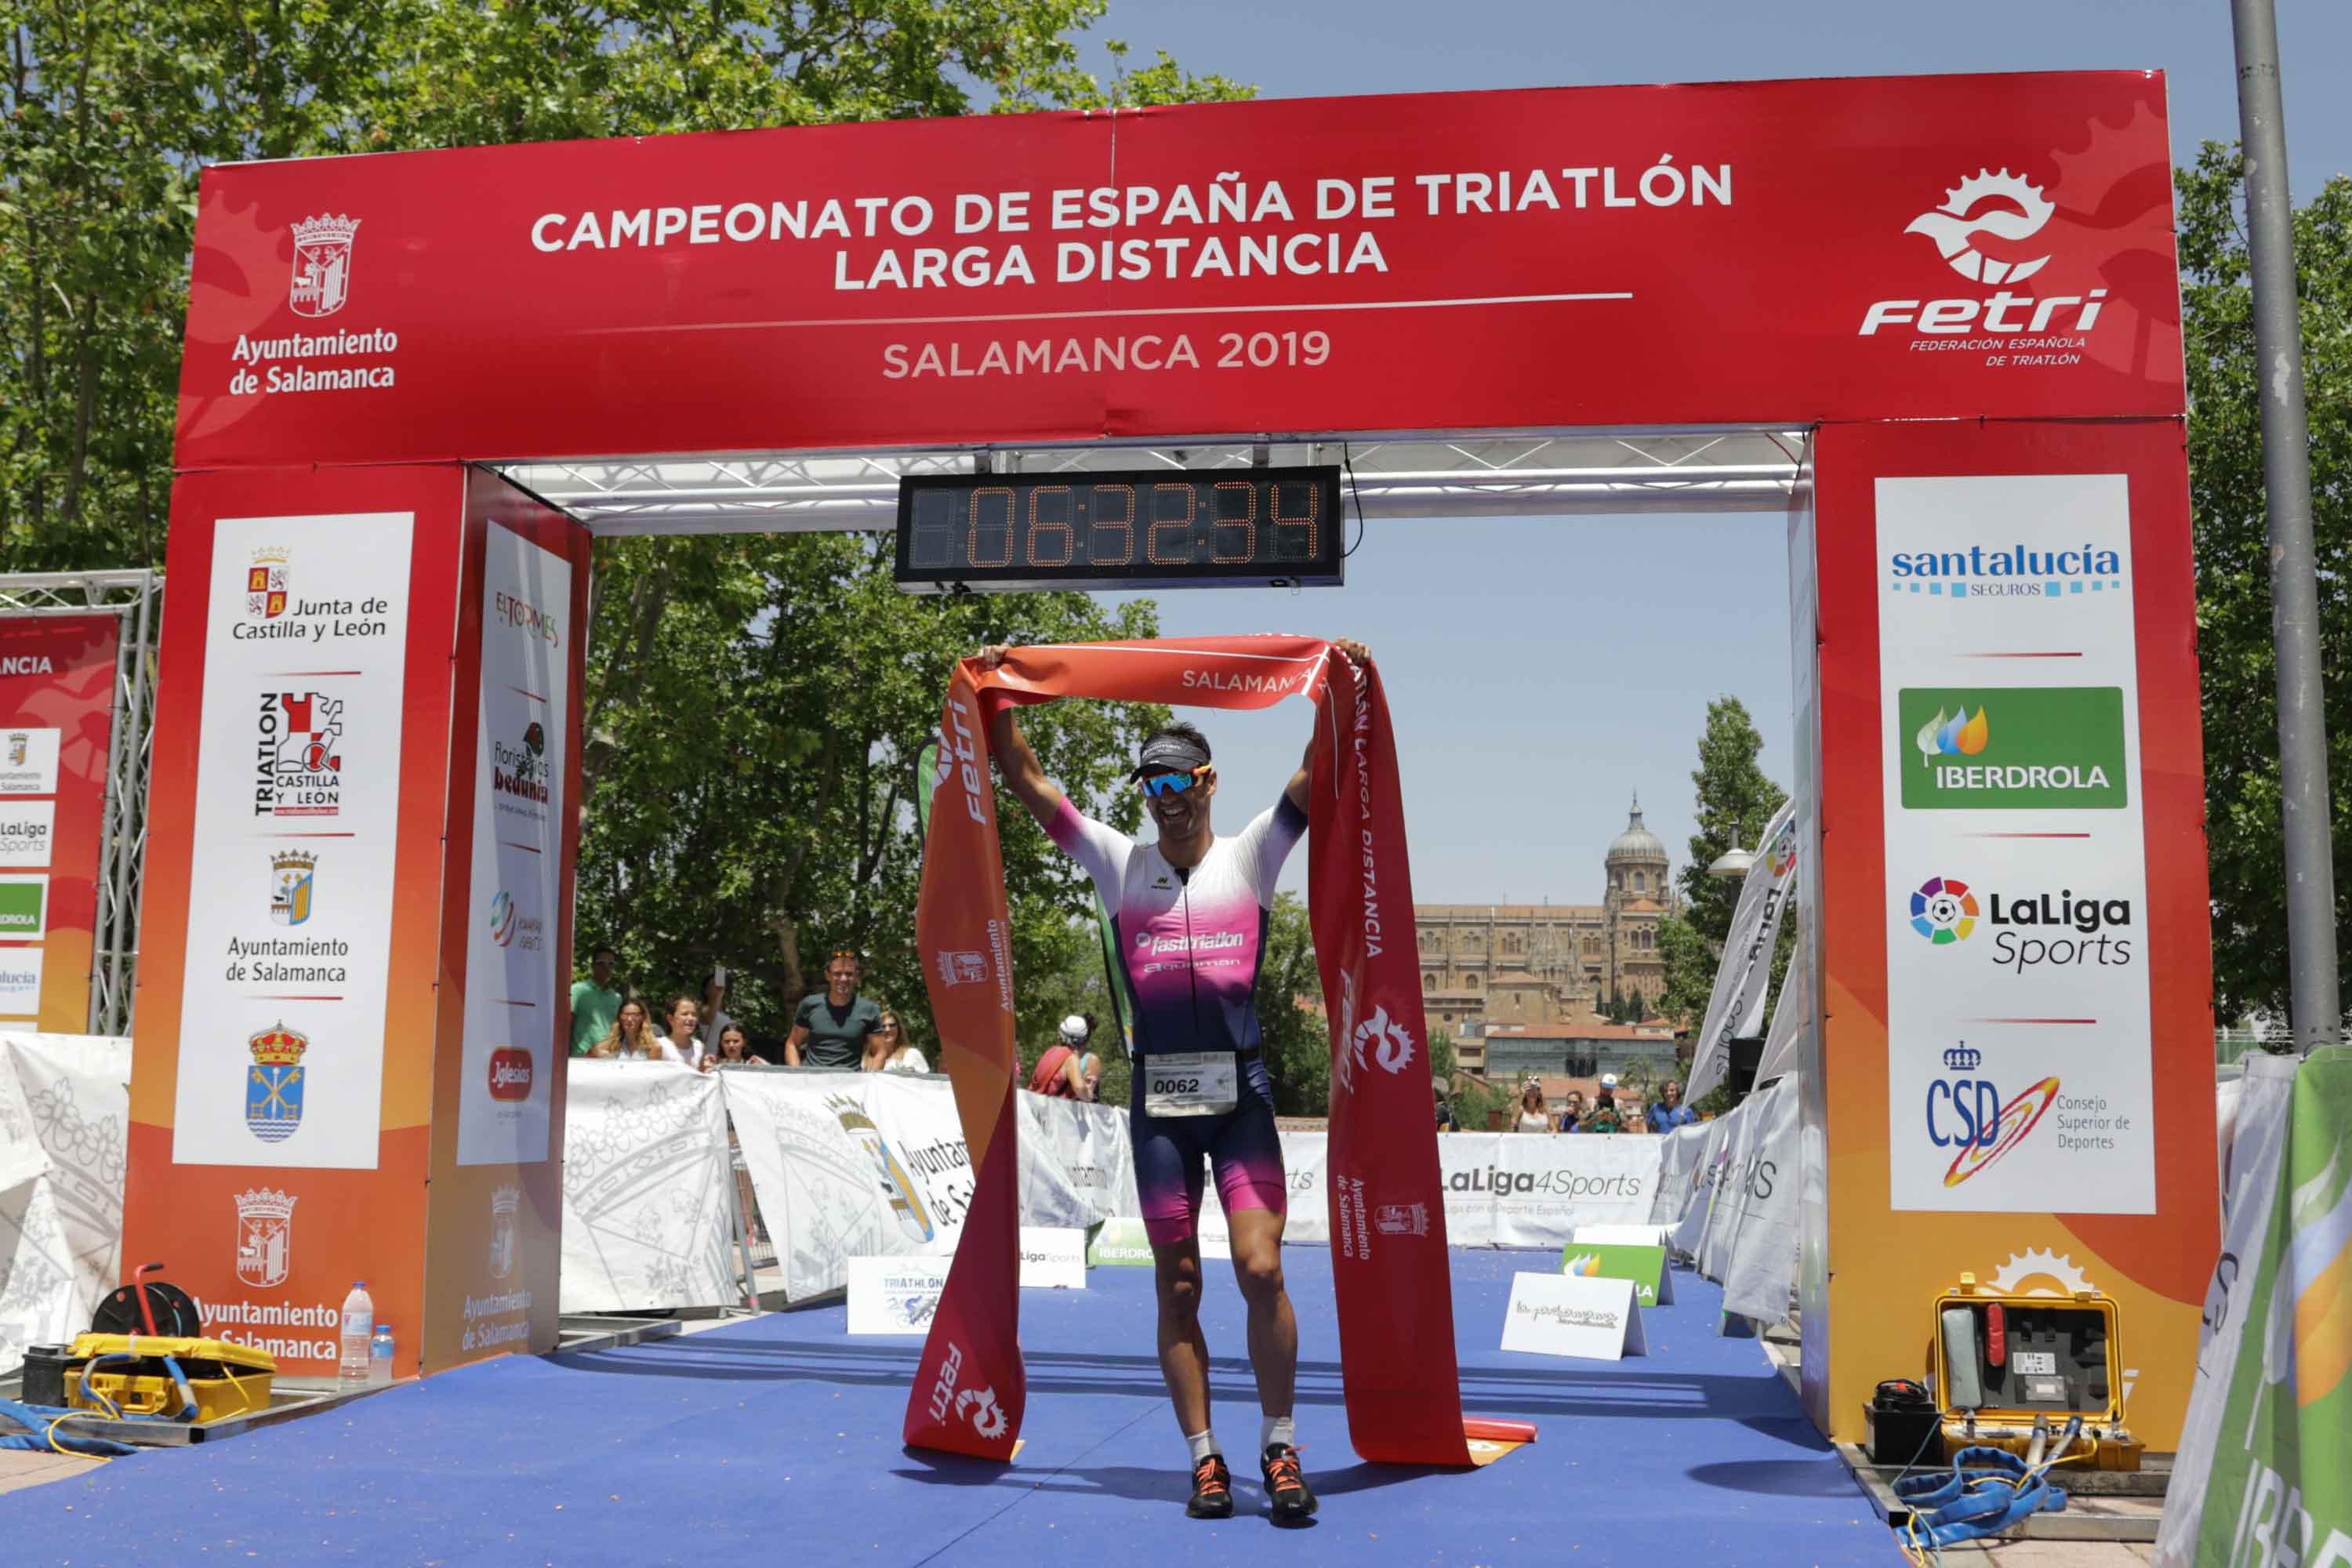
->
xmin=1664 ymin=1076 xmax=1805 ymax=1324
xmin=560 ymin=1061 xmax=742 ymax=1315
xmin=0 ymin=1033 xmax=131 ymax=1377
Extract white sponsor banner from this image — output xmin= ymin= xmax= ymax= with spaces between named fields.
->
xmin=1018 ymin=1090 xmax=1134 ymax=1232
xmin=1501 ymin=1272 xmax=1647 ymax=1360
xmin=847 ymin=1255 xmax=949 ymax=1334
xmin=0 ymin=729 xmax=60 ymax=797
xmin=0 ymin=949 xmax=43 ymax=1021
xmin=0 ymin=1033 xmax=131 ymax=1376
xmin=1686 ymin=798 xmax=1798 ymax=1102
xmin=0 ymin=800 xmax=56 ymax=868
xmin=2153 ymin=1052 xmax=2299 ymax=1567
xmin=1671 ymin=1106 xmax=1744 ymax=1258
xmin=1574 ymin=1224 xmax=1672 ymax=1247
xmin=1018 ymin=1226 xmax=1087 ymax=1289
xmin=1752 ymin=928 xmax=1809 ymax=1087
xmin=172 ymin=513 xmax=414 ymax=1168
xmin=557 ymin=1061 xmax=738 ymax=1314
xmin=1487 ymin=1133 xmax=1663 ymax=1247
xmin=722 ymin=1069 xmax=975 ymax=1301
xmin=1878 ymin=474 xmax=2154 ymax=1213
xmin=1716 ymin=1076 xmax=1803 ymax=1323
xmin=1652 ymin=1122 xmax=1709 ymax=1225
xmin=456 ymin=521 xmax=570 ymax=1166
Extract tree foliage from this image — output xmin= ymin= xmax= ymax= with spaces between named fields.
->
xmin=1253 ymin=892 xmax=1328 ymax=1116
xmin=2176 ymin=145 xmax=2352 ymax=1030
xmin=1673 ymin=696 xmax=1789 ymax=945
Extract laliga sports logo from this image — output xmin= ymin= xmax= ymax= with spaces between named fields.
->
xmin=1904 ymin=169 xmax=2054 ymax=285
xmin=1909 ymin=876 xmax=1979 ymax=946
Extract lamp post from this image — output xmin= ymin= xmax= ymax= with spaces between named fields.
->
xmin=1707 ymin=845 xmax=1754 ymax=880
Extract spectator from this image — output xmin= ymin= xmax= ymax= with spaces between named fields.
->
xmin=697 ymin=966 xmax=739 ymax=1055
xmin=1512 ymin=1080 xmax=1552 ymax=1133
xmin=1649 ymin=1080 xmax=1698 ymax=1133
xmin=1619 ymin=1098 xmax=1650 ymax=1134
xmin=588 ymin=996 xmax=663 ymax=1060
xmin=1025 ymin=1014 xmax=1099 ymax=1098
xmin=1585 ymin=1075 xmax=1624 ymax=1134
xmin=662 ymin=995 xmax=704 ymax=1065
xmin=702 ymin=1022 xmax=768 ymax=1071
xmin=867 ymin=1011 xmax=930 ymax=1074
xmin=1556 ymin=1089 xmax=1588 ymax=1133
xmin=570 ymin=946 xmax=622 ymax=1058
xmin=1434 ymin=1076 xmax=1457 ymax=1132
xmin=786 ymin=949 xmax=882 ymax=1069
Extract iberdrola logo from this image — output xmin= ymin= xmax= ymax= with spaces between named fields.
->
xmin=1917 ymin=706 xmax=1989 ymax=767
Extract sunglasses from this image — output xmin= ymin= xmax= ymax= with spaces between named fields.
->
xmin=877 ymin=1022 xmax=900 ymax=1033
xmin=1139 ymin=764 xmax=1213 ymax=798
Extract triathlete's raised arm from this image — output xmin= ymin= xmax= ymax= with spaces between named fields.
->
xmin=977 ymin=644 xmax=1065 ymax=829
xmin=1287 ymin=637 xmax=1374 ymax=812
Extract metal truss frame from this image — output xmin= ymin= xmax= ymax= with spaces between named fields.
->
xmin=0 ymin=570 xmax=163 ymax=1037
xmin=500 ymin=427 xmax=1809 ymax=537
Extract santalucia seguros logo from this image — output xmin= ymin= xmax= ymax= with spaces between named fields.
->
xmin=1448 ymin=1164 xmax=1649 ymax=1200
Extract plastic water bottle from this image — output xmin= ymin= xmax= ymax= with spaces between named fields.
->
xmin=338 ymin=1281 xmax=374 ymax=1386
xmin=368 ymin=1323 xmax=395 ymax=1388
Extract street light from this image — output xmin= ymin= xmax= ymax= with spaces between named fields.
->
xmin=1707 ymin=845 xmax=1753 ymax=880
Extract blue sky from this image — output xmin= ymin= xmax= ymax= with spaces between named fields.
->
xmin=1079 ymin=0 xmax=2350 ymax=905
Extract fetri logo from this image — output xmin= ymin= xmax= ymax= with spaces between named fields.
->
xmin=487 ymin=1047 xmax=534 ymax=1101
xmin=1908 ymin=876 xmax=1978 ymax=945
xmin=1904 ymin=169 xmax=2053 ymax=285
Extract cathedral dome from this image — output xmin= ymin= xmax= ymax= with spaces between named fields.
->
xmin=1606 ymin=797 xmax=1667 ymax=863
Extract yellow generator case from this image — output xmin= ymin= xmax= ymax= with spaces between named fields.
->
xmin=64 ymin=1334 xmax=278 ymax=1425
xmin=1929 ymin=1274 xmax=2142 ymax=1471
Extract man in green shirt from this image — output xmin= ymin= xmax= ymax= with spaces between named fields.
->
xmin=569 ymin=946 xmax=622 ymax=1056
xmin=786 ymin=949 xmax=881 ymax=1069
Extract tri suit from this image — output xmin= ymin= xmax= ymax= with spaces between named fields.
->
xmin=1047 ymin=793 xmax=1305 ymax=1247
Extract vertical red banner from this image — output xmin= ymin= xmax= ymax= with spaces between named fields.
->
xmin=906 ymin=638 xmax=1486 ymax=1465
xmin=0 ymin=614 xmax=120 ymax=1031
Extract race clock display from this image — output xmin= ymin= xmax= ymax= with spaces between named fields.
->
xmin=893 ymin=466 xmax=1344 ymax=593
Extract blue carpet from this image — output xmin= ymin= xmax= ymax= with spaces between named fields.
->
xmin=2 ymin=1249 xmax=1898 ymax=1566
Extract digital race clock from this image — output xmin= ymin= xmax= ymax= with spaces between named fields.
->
xmin=892 ymin=466 xmax=1345 ymax=593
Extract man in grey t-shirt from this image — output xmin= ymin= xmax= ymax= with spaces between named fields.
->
xmin=786 ymin=949 xmax=880 ymax=1069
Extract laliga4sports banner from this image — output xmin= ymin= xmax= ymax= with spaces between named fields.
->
xmin=909 ymin=637 xmax=1515 ymax=1465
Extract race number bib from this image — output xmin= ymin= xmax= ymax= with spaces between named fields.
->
xmin=1142 ymin=1052 xmax=1238 ymax=1117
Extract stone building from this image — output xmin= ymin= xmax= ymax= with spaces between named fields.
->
xmin=1414 ymin=798 xmax=1675 ymax=1057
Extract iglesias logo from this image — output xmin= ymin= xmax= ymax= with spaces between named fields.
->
xmin=1859 ymin=169 xmax=2107 ymax=345
xmin=488 ymin=890 xmax=518 ymax=946
xmin=486 ymin=888 xmax=548 ymax=953
xmin=1899 ymin=688 xmax=2128 ymax=810
xmin=1907 ymin=873 xmax=2135 ymax=971
xmin=1925 ymin=1055 xmax=2061 ymax=1189
xmin=487 ymin=1047 xmax=534 ymax=1102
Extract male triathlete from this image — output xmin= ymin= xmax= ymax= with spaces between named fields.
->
xmin=978 ymin=639 xmax=1370 ymax=1524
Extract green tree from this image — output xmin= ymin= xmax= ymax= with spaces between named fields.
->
xmin=1655 ymin=913 xmax=1715 ymax=1025
xmin=1675 ymin=696 xmax=1790 ymax=945
xmin=1254 ymin=892 xmax=1327 ymax=1116
xmin=2176 ymin=145 xmax=2352 ymax=1030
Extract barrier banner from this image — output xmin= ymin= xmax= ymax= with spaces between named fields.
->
xmin=1671 ymin=1103 xmax=1745 ymax=1259
xmin=0 ymin=1033 xmax=130 ymax=1376
xmin=1480 ymin=1134 xmax=1663 ymax=1247
xmin=1717 ymin=1077 xmax=1804 ymax=1324
xmin=1653 ymin=1123 xmax=1710 ymax=1225
xmin=2158 ymin=1051 xmax=2352 ymax=1568
xmin=557 ymin=1062 xmax=739 ymax=1315
xmin=724 ymin=1067 xmax=977 ymax=1303
xmin=908 ymin=637 xmax=1476 ymax=1465
xmin=0 ymin=615 xmax=119 ymax=1032
xmin=1686 ymin=799 xmax=1798 ymax=1102
xmin=1017 ymin=1088 xmax=1135 ymax=1232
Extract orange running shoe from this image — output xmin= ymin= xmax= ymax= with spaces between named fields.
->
xmin=1261 ymin=1443 xmax=1318 ymax=1523
xmin=1187 ymin=1453 xmax=1234 ymax=1519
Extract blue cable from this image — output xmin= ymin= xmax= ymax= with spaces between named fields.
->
xmin=0 ymin=1397 xmax=138 ymax=1458
xmin=1893 ymin=1417 xmax=2082 ymax=1552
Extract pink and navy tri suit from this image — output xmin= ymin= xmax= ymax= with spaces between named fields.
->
xmin=1047 ymin=793 xmax=1305 ymax=1247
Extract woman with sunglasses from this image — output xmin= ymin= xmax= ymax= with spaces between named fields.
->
xmin=862 ymin=1011 xmax=928 ymax=1074
xmin=975 ymin=635 xmax=1370 ymax=1526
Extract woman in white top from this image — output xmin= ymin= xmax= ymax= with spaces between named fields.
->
xmin=865 ymin=1010 xmax=928 ymax=1074
xmin=1513 ymin=1080 xmax=1552 ymax=1133
xmin=589 ymin=996 xmax=669 ymax=1060
xmin=660 ymin=995 xmax=702 ymax=1065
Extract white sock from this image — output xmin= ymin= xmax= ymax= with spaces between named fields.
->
xmin=1185 ymin=1428 xmax=1218 ymax=1465
xmin=1261 ymin=1414 xmax=1296 ymax=1454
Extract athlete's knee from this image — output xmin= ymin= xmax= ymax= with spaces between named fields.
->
xmin=1156 ymin=1251 xmax=1204 ymax=1321
xmin=1233 ymin=1247 xmax=1284 ymax=1305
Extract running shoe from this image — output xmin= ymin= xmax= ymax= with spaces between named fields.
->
xmin=1186 ymin=1454 xmax=1234 ymax=1519
xmin=1261 ymin=1443 xmax=1318 ymax=1523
